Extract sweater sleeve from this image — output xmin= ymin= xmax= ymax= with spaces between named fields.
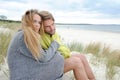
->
xmin=39 ymin=40 xmax=60 ymax=62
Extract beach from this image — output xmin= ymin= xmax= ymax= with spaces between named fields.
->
xmin=56 ymin=28 xmax=120 ymax=80
xmin=56 ymin=28 xmax=120 ymax=50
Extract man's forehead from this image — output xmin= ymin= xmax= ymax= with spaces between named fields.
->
xmin=43 ymin=19 xmax=54 ymax=25
xmin=43 ymin=19 xmax=53 ymax=22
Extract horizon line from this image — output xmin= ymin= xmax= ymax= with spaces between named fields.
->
xmin=0 ymin=19 xmax=120 ymax=25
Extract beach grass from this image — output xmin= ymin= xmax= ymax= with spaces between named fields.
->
xmin=65 ymin=41 xmax=120 ymax=79
xmin=83 ymin=42 xmax=101 ymax=56
xmin=66 ymin=41 xmax=84 ymax=52
xmin=105 ymin=50 xmax=120 ymax=79
xmin=0 ymin=20 xmax=21 ymax=30
xmin=0 ymin=20 xmax=20 ymax=64
xmin=0 ymin=33 xmax=12 ymax=64
xmin=0 ymin=32 xmax=11 ymax=80
xmin=101 ymin=45 xmax=111 ymax=57
xmin=0 ymin=21 xmax=16 ymax=79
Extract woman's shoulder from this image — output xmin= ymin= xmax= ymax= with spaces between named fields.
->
xmin=9 ymin=30 xmax=24 ymax=46
xmin=16 ymin=30 xmax=24 ymax=37
xmin=13 ymin=30 xmax=24 ymax=40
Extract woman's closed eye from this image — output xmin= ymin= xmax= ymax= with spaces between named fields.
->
xmin=33 ymin=20 xmax=41 ymax=24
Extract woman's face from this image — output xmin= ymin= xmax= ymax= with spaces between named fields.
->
xmin=33 ymin=14 xmax=42 ymax=32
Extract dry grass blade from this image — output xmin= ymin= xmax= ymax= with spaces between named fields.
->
xmin=84 ymin=42 xmax=101 ymax=55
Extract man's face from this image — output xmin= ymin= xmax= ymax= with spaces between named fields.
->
xmin=43 ymin=19 xmax=55 ymax=35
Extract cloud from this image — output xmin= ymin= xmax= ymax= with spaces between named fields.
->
xmin=53 ymin=11 xmax=120 ymax=24
xmin=82 ymin=0 xmax=120 ymax=15
xmin=0 ymin=0 xmax=120 ymax=24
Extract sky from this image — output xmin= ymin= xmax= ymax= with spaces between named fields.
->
xmin=0 ymin=0 xmax=120 ymax=24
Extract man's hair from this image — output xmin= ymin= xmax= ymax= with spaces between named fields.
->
xmin=39 ymin=11 xmax=54 ymax=21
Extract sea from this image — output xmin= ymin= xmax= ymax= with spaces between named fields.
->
xmin=56 ymin=24 xmax=120 ymax=33
xmin=0 ymin=24 xmax=120 ymax=33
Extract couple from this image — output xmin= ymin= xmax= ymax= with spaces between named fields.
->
xmin=7 ymin=9 xmax=95 ymax=80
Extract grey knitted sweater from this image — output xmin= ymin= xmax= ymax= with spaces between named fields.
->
xmin=7 ymin=31 xmax=64 ymax=80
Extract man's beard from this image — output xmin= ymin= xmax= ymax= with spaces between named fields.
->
xmin=45 ymin=29 xmax=56 ymax=37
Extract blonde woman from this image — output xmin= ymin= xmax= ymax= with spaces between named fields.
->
xmin=7 ymin=9 xmax=64 ymax=80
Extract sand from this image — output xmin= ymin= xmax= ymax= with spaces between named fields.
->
xmin=56 ymin=28 xmax=120 ymax=50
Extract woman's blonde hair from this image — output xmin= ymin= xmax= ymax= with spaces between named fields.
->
xmin=21 ymin=9 xmax=44 ymax=60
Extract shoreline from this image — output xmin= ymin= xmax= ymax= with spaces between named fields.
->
xmin=0 ymin=27 xmax=120 ymax=50
xmin=56 ymin=28 xmax=120 ymax=50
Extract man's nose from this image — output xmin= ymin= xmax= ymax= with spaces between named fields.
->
xmin=50 ymin=26 xmax=54 ymax=30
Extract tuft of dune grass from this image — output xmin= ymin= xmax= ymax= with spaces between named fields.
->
xmin=83 ymin=42 xmax=101 ymax=56
xmin=0 ymin=21 xmax=20 ymax=64
xmin=66 ymin=41 xmax=120 ymax=80
xmin=105 ymin=50 xmax=120 ymax=79
xmin=106 ymin=50 xmax=120 ymax=79
xmin=66 ymin=41 xmax=84 ymax=52
xmin=0 ymin=32 xmax=12 ymax=64
xmin=101 ymin=45 xmax=111 ymax=57
xmin=107 ymin=50 xmax=120 ymax=67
